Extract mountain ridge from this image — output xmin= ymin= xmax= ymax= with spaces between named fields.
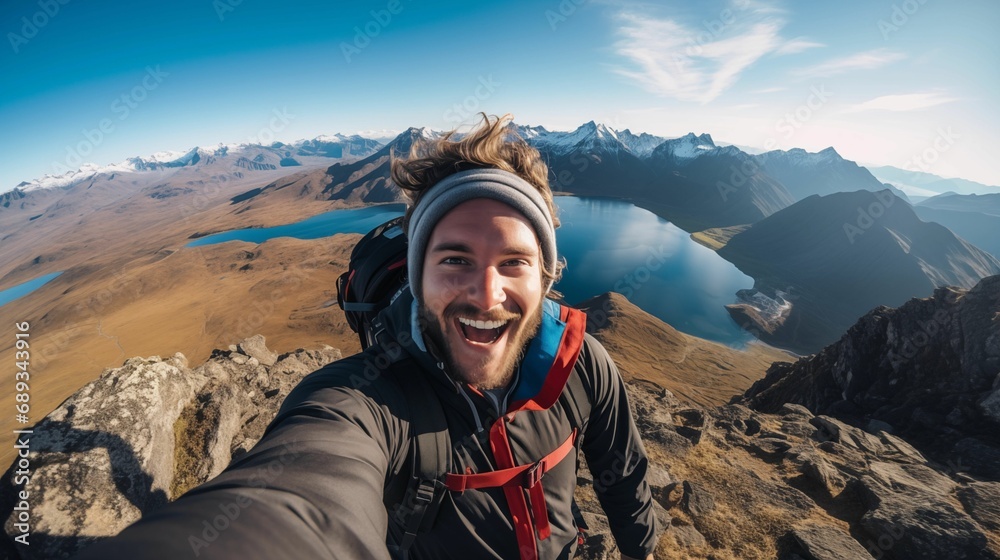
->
xmin=717 ymin=189 xmax=1000 ymax=353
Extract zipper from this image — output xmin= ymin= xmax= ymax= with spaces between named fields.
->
xmin=458 ymin=386 xmax=485 ymax=433
xmin=437 ymin=360 xmax=485 ymax=433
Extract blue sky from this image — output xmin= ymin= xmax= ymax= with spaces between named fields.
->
xmin=1 ymin=0 xmax=998 ymax=193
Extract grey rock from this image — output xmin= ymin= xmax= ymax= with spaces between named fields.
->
xmin=0 ymin=339 xmax=344 ymax=560
xmin=810 ymin=416 xmax=841 ymax=443
xmin=675 ymin=426 xmax=704 ymax=445
xmin=655 ymin=482 xmax=684 ymax=511
xmin=957 ymin=482 xmax=1000 ymax=532
xmin=644 ymin=424 xmax=694 ymax=456
xmin=645 ymin=463 xmax=673 ymax=493
xmin=779 ymin=403 xmax=814 ymax=419
xmin=681 ymin=480 xmax=715 ymax=518
xmin=873 ymin=431 xmax=926 ymax=464
xmin=810 ymin=416 xmax=889 ymax=456
xmin=2 ymin=355 xmax=210 ymax=560
xmin=675 ymin=408 xmax=707 ymax=428
xmin=237 ymin=334 xmax=278 ymax=367
xmin=670 ymin=523 xmax=707 ymax=549
xmin=857 ymin=461 xmax=993 ymax=560
xmin=780 ymin=420 xmax=815 ymax=439
xmin=791 ymin=525 xmax=874 ymax=560
xmin=748 ymin=437 xmax=792 ymax=458
xmin=797 ymin=452 xmax=846 ymax=499
xmin=174 ymin=379 xmax=252 ymax=488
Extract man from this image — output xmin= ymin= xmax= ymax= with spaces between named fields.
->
xmin=77 ymin=114 xmax=660 ymax=559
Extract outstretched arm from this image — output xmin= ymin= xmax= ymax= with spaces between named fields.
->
xmin=75 ymin=363 xmax=398 ymax=560
xmin=578 ymin=335 xmax=660 ymax=559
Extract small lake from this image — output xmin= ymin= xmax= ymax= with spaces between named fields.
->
xmin=553 ymin=197 xmax=754 ymax=345
xmin=185 ymin=204 xmax=408 ymax=247
xmin=188 ymin=197 xmax=755 ymax=346
xmin=0 ymin=271 xmax=64 ymax=308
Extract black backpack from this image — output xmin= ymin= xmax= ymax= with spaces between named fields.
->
xmin=336 ymin=216 xmax=408 ymax=350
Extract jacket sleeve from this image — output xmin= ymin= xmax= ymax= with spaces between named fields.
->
xmin=578 ymin=334 xmax=660 ymax=558
xmin=75 ymin=359 xmax=401 ymax=560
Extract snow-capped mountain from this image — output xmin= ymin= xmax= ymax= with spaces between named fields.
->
xmin=530 ymin=121 xmax=631 ymax=156
xmin=649 ymin=132 xmax=720 ymax=162
xmin=126 ymin=146 xmax=223 ymax=171
xmin=353 ymin=129 xmax=403 ymax=144
xmin=8 ymin=120 xmax=936 ymax=211
xmin=292 ymin=134 xmax=383 ymax=159
xmin=510 ymin=124 xmax=550 ymax=141
xmin=616 ymin=129 xmax=667 ymax=158
xmin=12 ymin=136 xmax=388 ymax=194
xmin=228 ymin=127 xmax=446 ymax=208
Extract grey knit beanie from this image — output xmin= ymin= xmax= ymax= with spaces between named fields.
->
xmin=406 ymin=168 xmax=557 ymax=302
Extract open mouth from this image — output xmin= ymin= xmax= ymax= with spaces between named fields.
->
xmin=455 ymin=316 xmax=512 ymax=345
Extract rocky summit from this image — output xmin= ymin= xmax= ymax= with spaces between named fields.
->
xmin=743 ymin=275 xmax=1000 ymax=482
xmin=2 ymin=282 xmax=999 ymax=559
xmin=0 ymin=336 xmax=342 ymax=560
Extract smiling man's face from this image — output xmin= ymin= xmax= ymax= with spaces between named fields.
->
xmin=418 ymin=198 xmax=545 ymax=389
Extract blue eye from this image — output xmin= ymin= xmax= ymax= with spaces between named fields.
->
xmin=441 ymin=257 xmax=468 ymax=265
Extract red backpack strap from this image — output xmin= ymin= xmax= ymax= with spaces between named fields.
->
xmin=443 ymin=428 xmax=577 ymax=493
xmin=444 ymin=427 xmax=578 ymax=560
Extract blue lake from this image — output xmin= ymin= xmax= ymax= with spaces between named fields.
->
xmin=553 ymin=197 xmax=754 ymax=345
xmin=187 ymin=197 xmax=755 ymax=346
xmin=186 ymin=204 xmax=408 ymax=247
xmin=0 ymin=271 xmax=64 ymax=308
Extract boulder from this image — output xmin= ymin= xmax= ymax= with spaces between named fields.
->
xmin=681 ymin=481 xmax=715 ymax=519
xmin=2 ymin=355 xmax=210 ymax=559
xmin=0 ymin=340 xmax=342 ymax=560
xmin=236 ymin=334 xmax=278 ymax=367
xmin=957 ymin=482 xmax=1000 ymax=532
xmin=856 ymin=462 xmax=994 ymax=560
xmin=791 ymin=525 xmax=874 ymax=560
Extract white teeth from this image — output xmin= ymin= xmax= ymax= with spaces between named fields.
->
xmin=458 ymin=317 xmax=508 ymax=330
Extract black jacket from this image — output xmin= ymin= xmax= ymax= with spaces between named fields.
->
xmin=76 ymin=291 xmax=659 ymax=559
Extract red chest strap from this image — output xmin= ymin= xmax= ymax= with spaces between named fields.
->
xmin=444 ymin=428 xmax=577 ymax=493
xmin=444 ymin=427 xmax=578 ymax=560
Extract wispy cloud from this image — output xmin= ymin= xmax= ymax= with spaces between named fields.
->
xmin=842 ymin=92 xmax=958 ymax=113
xmin=610 ymin=2 xmax=792 ymax=103
xmin=792 ymin=48 xmax=905 ymax=77
xmin=775 ymin=37 xmax=824 ymax=55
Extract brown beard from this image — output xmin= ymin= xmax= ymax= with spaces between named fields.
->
xmin=418 ymin=299 xmax=543 ymax=389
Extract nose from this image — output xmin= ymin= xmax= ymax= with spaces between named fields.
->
xmin=469 ymin=265 xmax=506 ymax=310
